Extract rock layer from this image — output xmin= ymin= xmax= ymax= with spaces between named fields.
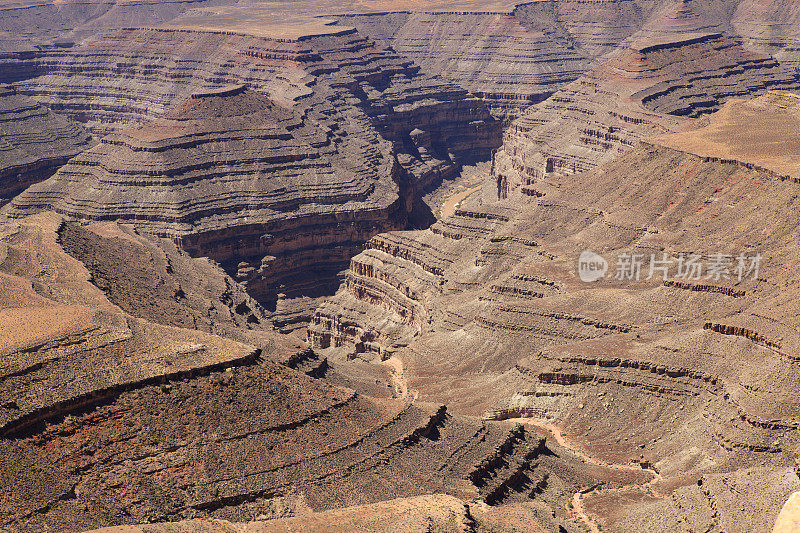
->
xmin=0 ymin=25 xmax=503 ymax=328
xmin=0 ymin=84 xmax=92 ymax=204
xmin=733 ymin=0 xmax=800 ymax=71
xmin=338 ymin=10 xmax=592 ymax=119
xmin=0 ymin=25 xmax=500 ymax=185
xmin=4 ymin=87 xmax=415 ymax=330
xmin=310 ymin=92 xmax=800 ymax=530
xmin=492 ymin=32 xmax=800 ymax=188
xmin=0 ymin=212 xmax=608 ymax=533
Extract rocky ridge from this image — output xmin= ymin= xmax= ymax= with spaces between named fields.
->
xmin=4 ymin=87 xmax=416 ymax=329
xmin=0 ymin=24 xmax=500 ymax=184
xmin=2 ymin=2 xmax=800 ymax=531
xmin=337 ymin=9 xmax=593 ymax=119
xmin=0 ymin=211 xmax=612 ymax=533
xmin=0 ymin=25 xmax=503 ymax=328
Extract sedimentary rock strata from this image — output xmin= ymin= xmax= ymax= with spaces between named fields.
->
xmin=733 ymin=0 xmax=800 ymax=71
xmin=0 ymin=23 xmax=504 ymax=327
xmin=83 ymin=495 xmax=477 ymax=533
xmin=0 ymin=212 xmax=612 ymax=533
xmin=493 ymin=32 xmax=800 ymax=189
xmin=338 ymin=10 xmax=592 ymax=119
xmin=0 ymin=84 xmax=92 ymax=203
xmin=3 ymin=2 xmax=800 ymax=531
xmin=4 ymin=87 xmax=414 ymax=329
xmin=310 ymin=92 xmax=800 ymax=530
xmin=0 ymin=24 xmax=500 ymax=184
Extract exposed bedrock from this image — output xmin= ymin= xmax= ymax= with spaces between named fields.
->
xmin=492 ymin=32 xmax=800 ymax=189
xmin=733 ymin=0 xmax=800 ymax=72
xmin=55 ymin=221 xmax=277 ymax=345
xmin=4 ymin=87 xmax=425 ymax=329
xmin=331 ymin=0 xmax=788 ymax=122
xmin=336 ymin=10 xmax=593 ymax=120
xmin=309 ymin=95 xmax=800 ymax=529
xmin=0 ymin=84 xmax=93 ymax=204
xmin=0 ymin=212 xmax=599 ymax=533
xmin=0 ymin=26 xmax=500 ymax=187
xmin=82 ymin=495 xmax=477 ymax=533
xmin=0 ymin=26 xmax=503 ymax=327
xmin=0 ymin=0 xmax=227 ymax=51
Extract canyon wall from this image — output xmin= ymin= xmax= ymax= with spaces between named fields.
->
xmin=0 ymin=25 xmax=500 ymax=185
xmin=338 ymin=10 xmax=593 ymax=119
xmin=0 ymin=212 xmax=596 ymax=532
xmin=733 ymin=0 xmax=800 ymax=71
xmin=0 ymin=24 xmax=502 ymax=328
xmin=0 ymin=84 xmax=92 ymax=204
xmin=492 ymin=32 xmax=800 ymax=189
xmin=309 ymin=92 xmax=800 ymax=530
xmin=4 ymin=87 xmax=412 ymax=330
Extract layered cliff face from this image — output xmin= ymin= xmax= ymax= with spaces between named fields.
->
xmin=733 ymin=0 xmax=800 ymax=71
xmin=0 ymin=25 xmax=500 ymax=188
xmin=0 ymin=214 xmax=619 ymax=533
xmin=0 ymin=84 xmax=92 ymax=204
xmin=492 ymin=32 xmax=800 ymax=189
xmin=331 ymin=0 xmax=754 ymax=122
xmin=630 ymin=0 xmax=736 ymax=41
xmin=309 ymin=92 xmax=800 ymax=531
xmin=0 ymin=22 xmax=503 ymax=328
xmin=4 ymin=87 xmax=417 ymax=330
xmin=0 ymin=0 xmax=227 ymax=51
xmin=338 ymin=10 xmax=593 ymax=120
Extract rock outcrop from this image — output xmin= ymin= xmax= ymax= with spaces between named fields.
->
xmin=4 ymin=87 xmax=413 ymax=329
xmin=0 ymin=84 xmax=92 ymax=204
xmin=0 ymin=25 xmax=500 ymax=185
xmin=4 ymin=3 xmax=800 ymax=531
xmin=337 ymin=10 xmax=592 ymax=119
xmin=310 ymin=92 xmax=800 ymax=530
xmin=492 ymin=32 xmax=800 ymax=188
xmin=0 ymin=212 xmax=607 ymax=533
xmin=0 ymin=24 xmax=504 ymax=328
xmin=733 ymin=0 xmax=800 ymax=71
xmin=83 ymin=495 xmax=477 ymax=533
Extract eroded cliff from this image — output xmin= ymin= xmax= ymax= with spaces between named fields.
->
xmin=0 ymin=84 xmax=92 ymax=204
xmin=309 ymin=91 xmax=800 ymax=531
xmin=492 ymin=32 xmax=800 ymax=189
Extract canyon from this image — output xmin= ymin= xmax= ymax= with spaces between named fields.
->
xmin=0 ymin=23 xmax=501 ymax=328
xmin=309 ymin=90 xmax=800 ymax=531
xmin=493 ymin=32 xmax=800 ymax=184
xmin=1 ymin=0 xmax=800 ymax=531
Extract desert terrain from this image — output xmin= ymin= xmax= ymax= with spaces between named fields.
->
xmin=1 ymin=0 xmax=799 ymax=531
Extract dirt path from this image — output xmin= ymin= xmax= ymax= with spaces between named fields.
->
xmin=506 ymin=417 xmax=662 ymax=532
xmin=572 ymin=489 xmax=601 ymax=533
xmin=440 ymin=184 xmax=482 ymax=219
